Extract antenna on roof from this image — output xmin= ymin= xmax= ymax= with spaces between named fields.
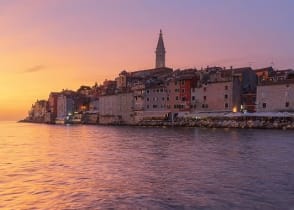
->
xmin=270 ymin=56 xmax=275 ymax=69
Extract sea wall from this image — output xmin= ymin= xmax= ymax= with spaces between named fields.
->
xmin=21 ymin=115 xmax=294 ymax=130
xmin=137 ymin=116 xmax=294 ymax=129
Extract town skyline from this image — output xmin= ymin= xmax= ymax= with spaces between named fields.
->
xmin=1 ymin=0 xmax=294 ymax=120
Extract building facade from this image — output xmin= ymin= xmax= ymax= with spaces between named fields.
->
xmin=191 ymin=76 xmax=241 ymax=113
xmin=99 ymin=93 xmax=134 ymax=124
xmin=256 ymin=80 xmax=294 ymax=112
xmin=56 ymin=94 xmax=75 ymax=119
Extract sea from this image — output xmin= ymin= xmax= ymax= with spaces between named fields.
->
xmin=0 ymin=121 xmax=293 ymax=209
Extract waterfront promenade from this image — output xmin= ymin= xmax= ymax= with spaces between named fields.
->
xmin=22 ymin=112 xmax=294 ymax=130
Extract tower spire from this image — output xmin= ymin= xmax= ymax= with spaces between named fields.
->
xmin=155 ymin=29 xmax=166 ymax=68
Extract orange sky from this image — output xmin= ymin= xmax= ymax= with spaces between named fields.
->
xmin=1 ymin=0 xmax=293 ymax=120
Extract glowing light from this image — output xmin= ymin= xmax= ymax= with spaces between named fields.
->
xmin=233 ymin=107 xmax=237 ymax=113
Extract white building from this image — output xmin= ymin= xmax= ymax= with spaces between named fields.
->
xmin=56 ymin=95 xmax=75 ymax=119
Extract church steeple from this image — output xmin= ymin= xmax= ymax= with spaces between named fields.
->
xmin=155 ymin=29 xmax=166 ymax=68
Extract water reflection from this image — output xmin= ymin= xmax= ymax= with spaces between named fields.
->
xmin=0 ymin=122 xmax=293 ymax=209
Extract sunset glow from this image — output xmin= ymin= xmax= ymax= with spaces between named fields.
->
xmin=1 ymin=0 xmax=294 ymax=120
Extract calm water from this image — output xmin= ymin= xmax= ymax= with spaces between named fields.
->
xmin=0 ymin=122 xmax=293 ymax=209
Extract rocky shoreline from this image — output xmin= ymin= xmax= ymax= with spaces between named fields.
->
xmin=137 ymin=115 xmax=294 ymax=130
xmin=20 ymin=115 xmax=294 ymax=130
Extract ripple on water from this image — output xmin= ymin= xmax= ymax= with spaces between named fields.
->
xmin=0 ymin=123 xmax=293 ymax=209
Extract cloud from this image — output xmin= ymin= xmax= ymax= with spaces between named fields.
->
xmin=22 ymin=65 xmax=45 ymax=73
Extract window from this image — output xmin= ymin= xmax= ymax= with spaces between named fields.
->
xmin=162 ymin=97 xmax=165 ymax=101
xmin=182 ymin=89 xmax=185 ymax=93
xmin=262 ymin=103 xmax=266 ymax=108
xmin=192 ymin=96 xmax=195 ymax=101
xmin=176 ymin=96 xmax=179 ymax=100
xmin=225 ymin=103 xmax=228 ymax=109
xmin=286 ymin=102 xmax=290 ymax=107
xmin=146 ymin=97 xmax=149 ymax=101
xmin=181 ymin=80 xmax=185 ymax=85
xmin=160 ymin=89 xmax=163 ymax=92
xmin=167 ymin=97 xmax=170 ymax=101
xmin=203 ymin=96 xmax=207 ymax=100
xmin=203 ymin=87 xmax=207 ymax=92
xmin=146 ymin=90 xmax=150 ymax=94
xmin=224 ymin=94 xmax=228 ymax=99
xmin=192 ymin=88 xmax=195 ymax=93
xmin=225 ymin=85 xmax=228 ymax=90
xmin=153 ymin=105 xmax=157 ymax=109
xmin=147 ymin=105 xmax=149 ymax=109
xmin=202 ymin=104 xmax=205 ymax=108
xmin=157 ymin=89 xmax=159 ymax=92
xmin=182 ymin=97 xmax=186 ymax=101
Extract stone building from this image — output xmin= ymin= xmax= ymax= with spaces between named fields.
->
xmin=99 ymin=93 xmax=134 ymax=124
xmin=256 ymin=79 xmax=294 ymax=112
xmin=28 ymin=100 xmax=48 ymax=122
xmin=191 ymin=76 xmax=242 ymax=113
xmin=45 ymin=92 xmax=59 ymax=123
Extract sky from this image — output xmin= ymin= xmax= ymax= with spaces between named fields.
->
xmin=0 ymin=0 xmax=294 ymax=120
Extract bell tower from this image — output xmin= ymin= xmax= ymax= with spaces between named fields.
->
xmin=155 ymin=30 xmax=166 ymax=68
